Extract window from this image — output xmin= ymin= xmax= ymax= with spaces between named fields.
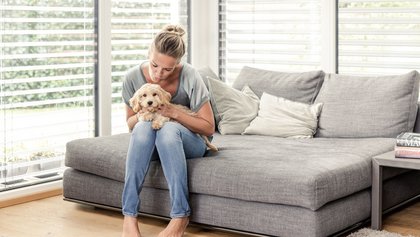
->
xmin=0 ymin=0 xmax=190 ymax=192
xmin=219 ymin=0 xmax=322 ymax=83
xmin=219 ymin=0 xmax=420 ymax=79
xmin=338 ymin=1 xmax=420 ymax=75
xmin=110 ymin=0 xmax=189 ymax=134
xmin=1 ymin=1 xmax=96 ymax=190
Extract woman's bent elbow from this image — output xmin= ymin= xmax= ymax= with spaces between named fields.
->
xmin=203 ymin=125 xmax=215 ymax=137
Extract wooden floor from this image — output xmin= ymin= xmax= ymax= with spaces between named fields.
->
xmin=0 ymin=195 xmax=420 ymax=237
xmin=382 ymin=200 xmax=420 ymax=237
xmin=0 ymin=195 xmax=245 ymax=237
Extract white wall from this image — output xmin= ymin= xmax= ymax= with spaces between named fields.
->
xmin=190 ymin=0 xmax=219 ymax=73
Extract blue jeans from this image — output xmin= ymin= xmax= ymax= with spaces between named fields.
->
xmin=122 ymin=121 xmax=207 ymax=218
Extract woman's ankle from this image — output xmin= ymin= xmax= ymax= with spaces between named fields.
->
xmin=122 ymin=216 xmax=141 ymax=237
xmin=157 ymin=217 xmax=189 ymax=237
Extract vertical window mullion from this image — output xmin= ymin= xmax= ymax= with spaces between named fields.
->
xmin=320 ymin=0 xmax=338 ymax=74
xmin=97 ymin=0 xmax=112 ymax=136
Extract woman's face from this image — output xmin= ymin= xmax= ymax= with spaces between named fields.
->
xmin=148 ymin=51 xmax=178 ymax=83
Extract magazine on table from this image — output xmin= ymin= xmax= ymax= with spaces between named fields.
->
xmin=396 ymin=132 xmax=420 ymax=147
xmin=395 ymin=145 xmax=420 ymax=159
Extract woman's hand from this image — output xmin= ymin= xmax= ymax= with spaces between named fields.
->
xmin=157 ymin=104 xmax=178 ymax=119
xmin=157 ymin=102 xmax=215 ymax=137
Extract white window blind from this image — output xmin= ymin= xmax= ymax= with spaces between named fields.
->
xmin=219 ymin=0 xmax=322 ymax=83
xmin=111 ymin=0 xmax=189 ymax=134
xmin=338 ymin=0 xmax=420 ymax=75
xmin=1 ymin=1 xmax=95 ymax=191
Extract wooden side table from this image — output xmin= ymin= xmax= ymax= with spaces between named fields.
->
xmin=371 ymin=151 xmax=420 ymax=230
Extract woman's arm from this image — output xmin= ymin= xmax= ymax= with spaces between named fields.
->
xmin=125 ymin=105 xmax=138 ymax=132
xmin=158 ymin=101 xmax=215 ymax=137
xmin=126 ymin=99 xmax=215 ymax=135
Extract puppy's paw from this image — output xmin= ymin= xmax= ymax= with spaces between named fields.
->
xmin=202 ymin=136 xmax=218 ymax=152
xmin=152 ymin=120 xmax=163 ymax=130
xmin=142 ymin=113 xmax=154 ymax=121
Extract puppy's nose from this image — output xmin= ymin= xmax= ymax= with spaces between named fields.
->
xmin=147 ymin=101 xmax=153 ymax=106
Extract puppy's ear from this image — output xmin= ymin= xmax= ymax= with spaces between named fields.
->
xmin=130 ymin=91 xmax=141 ymax=113
xmin=161 ymin=89 xmax=172 ymax=105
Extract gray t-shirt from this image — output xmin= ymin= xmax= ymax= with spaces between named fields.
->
xmin=122 ymin=61 xmax=209 ymax=112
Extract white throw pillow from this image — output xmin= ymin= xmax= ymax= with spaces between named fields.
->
xmin=243 ymin=92 xmax=323 ymax=138
xmin=207 ymin=77 xmax=259 ymax=135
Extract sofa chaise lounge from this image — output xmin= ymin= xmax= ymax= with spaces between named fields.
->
xmin=63 ymin=67 xmax=420 ymax=237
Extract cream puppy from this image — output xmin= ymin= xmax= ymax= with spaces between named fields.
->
xmin=130 ymin=83 xmax=218 ymax=151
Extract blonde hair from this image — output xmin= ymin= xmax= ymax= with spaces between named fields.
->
xmin=150 ymin=25 xmax=186 ymax=62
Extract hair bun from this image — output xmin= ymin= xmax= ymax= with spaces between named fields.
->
xmin=164 ymin=24 xmax=185 ymax=37
xmin=151 ymin=24 xmax=186 ymax=61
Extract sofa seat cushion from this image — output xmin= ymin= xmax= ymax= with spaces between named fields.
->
xmin=65 ymin=133 xmax=395 ymax=211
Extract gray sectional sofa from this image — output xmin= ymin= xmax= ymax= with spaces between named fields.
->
xmin=63 ymin=67 xmax=420 ymax=237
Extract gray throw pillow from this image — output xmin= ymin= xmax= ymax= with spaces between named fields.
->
xmin=232 ymin=66 xmax=325 ymax=104
xmin=243 ymin=92 xmax=323 ymax=138
xmin=207 ymin=77 xmax=259 ymax=135
xmin=314 ymin=71 xmax=420 ymax=138
xmin=198 ymin=66 xmax=222 ymax=90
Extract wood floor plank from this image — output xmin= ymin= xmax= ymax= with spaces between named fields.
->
xmin=0 ymin=195 xmax=246 ymax=237
xmin=1 ymin=195 xmax=420 ymax=237
xmin=382 ymin=201 xmax=420 ymax=237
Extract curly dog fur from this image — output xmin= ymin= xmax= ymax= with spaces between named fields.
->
xmin=130 ymin=83 xmax=218 ymax=151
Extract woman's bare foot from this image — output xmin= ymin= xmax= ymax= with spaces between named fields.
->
xmin=157 ymin=217 xmax=189 ymax=237
xmin=122 ymin=216 xmax=142 ymax=237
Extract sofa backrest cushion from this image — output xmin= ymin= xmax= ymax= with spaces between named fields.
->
xmin=314 ymin=70 xmax=420 ymax=138
xmin=198 ymin=66 xmax=222 ymax=84
xmin=414 ymin=102 xmax=420 ymax=133
xmin=232 ymin=66 xmax=325 ymax=104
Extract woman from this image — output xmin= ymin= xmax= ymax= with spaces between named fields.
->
xmin=121 ymin=25 xmax=215 ymax=237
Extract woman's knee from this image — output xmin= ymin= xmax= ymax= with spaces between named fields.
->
xmin=131 ymin=122 xmax=154 ymax=142
xmin=155 ymin=122 xmax=182 ymax=145
xmin=132 ymin=121 xmax=152 ymax=132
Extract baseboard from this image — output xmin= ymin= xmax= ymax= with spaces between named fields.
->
xmin=0 ymin=180 xmax=63 ymax=208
